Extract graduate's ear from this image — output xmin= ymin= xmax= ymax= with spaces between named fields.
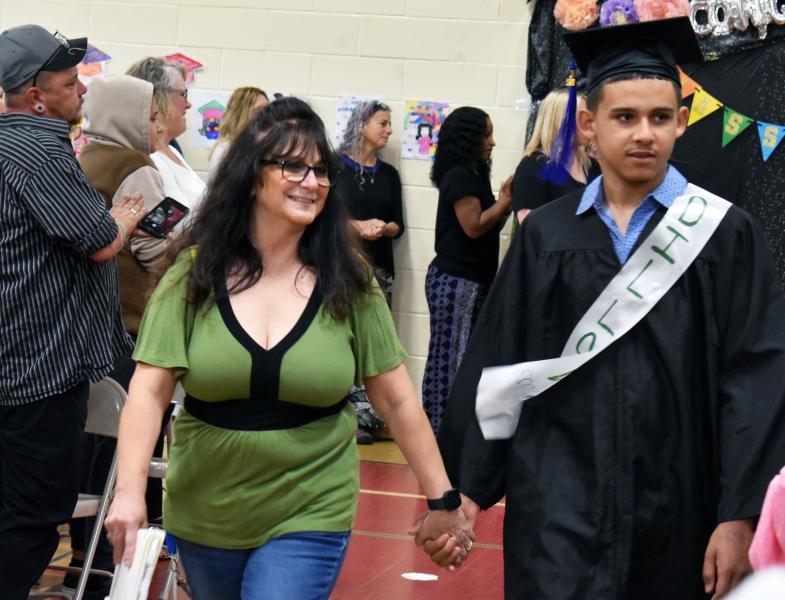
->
xmin=675 ymin=105 xmax=689 ymax=139
xmin=577 ymin=105 xmax=596 ymax=142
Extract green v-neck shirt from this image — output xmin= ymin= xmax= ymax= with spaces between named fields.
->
xmin=133 ymin=249 xmax=407 ymax=549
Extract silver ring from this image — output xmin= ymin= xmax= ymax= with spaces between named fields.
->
xmin=106 ymin=533 xmax=114 ymax=543
xmin=130 ymin=208 xmax=138 ymax=214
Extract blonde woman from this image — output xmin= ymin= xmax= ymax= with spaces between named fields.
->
xmin=127 ymin=58 xmax=206 ymax=213
xmin=208 ymin=86 xmax=269 ymax=182
xmin=512 ymin=89 xmax=600 ymax=223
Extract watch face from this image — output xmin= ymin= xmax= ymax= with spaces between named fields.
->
xmin=444 ymin=489 xmax=462 ymax=511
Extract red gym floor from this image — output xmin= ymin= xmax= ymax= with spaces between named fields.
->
xmin=36 ymin=442 xmax=505 ymax=599
xmin=330 ymin=460 xmax=505 ymax=600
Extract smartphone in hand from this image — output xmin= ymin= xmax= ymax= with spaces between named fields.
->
xmin=137 ymin=197 xmax=190 ymax=238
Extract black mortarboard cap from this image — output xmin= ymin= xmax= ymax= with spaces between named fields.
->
xmin=562 ymin=17 xmax=703 ymax=95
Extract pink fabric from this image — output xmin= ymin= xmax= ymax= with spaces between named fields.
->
xmin=749 ymin=466 xmax=785 ymax=570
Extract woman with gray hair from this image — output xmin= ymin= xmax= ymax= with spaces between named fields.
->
xmin=336 ymin=100 xmax=405 ymax=445
xmin=337 ymin=100 xmax=404 ymax=305
xmin=127 ymin=57 xmax=206 ymax=213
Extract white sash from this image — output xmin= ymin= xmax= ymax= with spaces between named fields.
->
xmin=476 ymin=184 xmax=732 ymax=440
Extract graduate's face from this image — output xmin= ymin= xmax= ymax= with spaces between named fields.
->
xmin=577 ymin=78 xmax=688 ymax=186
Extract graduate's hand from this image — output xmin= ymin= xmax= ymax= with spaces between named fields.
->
xmin=408 ymin=508 xmax=474 ymax=570
xmin=702 ymin=518 xmax=755 ymax=599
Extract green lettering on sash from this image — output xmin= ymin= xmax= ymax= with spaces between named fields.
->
xmin=651 ymin=227 xmax=688 ymax=265
xmin=678 ymin=196 xmax=708 ymax=227
xmin=627 ymin=259 xmax=654 ymax=299
xmin=598 ymin=300 xmax=618 ymax=335
xmin=547 ymin=371 xmax=573 ymax=382
xmin=576 ymin=332 xmax=596 ymax=354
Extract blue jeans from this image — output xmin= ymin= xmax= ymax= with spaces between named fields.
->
xmin=174 ymin=531 xmax=351 ymax=600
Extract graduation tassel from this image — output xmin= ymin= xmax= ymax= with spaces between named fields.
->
xmin=540 ymin=59 xmax=578 ymax=186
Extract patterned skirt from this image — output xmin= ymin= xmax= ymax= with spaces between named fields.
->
xmin=422 ymin=263 xmax=490 ymax=435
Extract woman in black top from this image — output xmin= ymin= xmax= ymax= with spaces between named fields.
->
xmin=423 ymin=107 xmax=513 ymax=435
xmin=337 ymin=100 xmax=405 ymax=444
xmin=512 ymin=89 xmax=600 ymax=223
xmin=337 ymin=100 xmax=404 ymax=305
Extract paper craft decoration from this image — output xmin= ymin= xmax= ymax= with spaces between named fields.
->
xmin=757 ymin=121 xmax=785 ymax=162
xmin=401 ymin=100 xmax=449 ymax=161
xmin=199 ymin=100 xmax=225 ymax=141
xmin=334 ymin=95 xmax=373 ymax=146
xmin=164 ymin=53 xmax=203 ymax=87
xmin=722 ymin=108 xmax=754 ymax=147
xmin=678 ymin=67 xmax=700 ymax=98
xmin=189 ymin=89 xmax=232 ymax=149
xmin=684 ymin=73 xmax=785 ymax=161
xmin=687 ymin=88 xmax=723 ymax=126
xmin=78 ymin=44 xmax=111 ymax=85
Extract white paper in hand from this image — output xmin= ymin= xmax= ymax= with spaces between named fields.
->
xmin=108 ymin=528 xmax=166 ymax=600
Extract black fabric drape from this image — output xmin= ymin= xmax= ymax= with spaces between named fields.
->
xmin=671 ymin=41 xmax=785 ymax=287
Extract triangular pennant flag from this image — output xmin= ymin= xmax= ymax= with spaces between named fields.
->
xmin=722 ymin=107 xmax=754 ymax=147
xmin=757 ymin=121 xmax=785 ymax=161
xmin=687 ymin=88 xmax=723 ymax=126
xmin=678 ymin=67 xmax=700 ymax=98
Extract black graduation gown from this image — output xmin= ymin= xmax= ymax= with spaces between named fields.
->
xmin=438 ymin=189 xmax=785 ymax=600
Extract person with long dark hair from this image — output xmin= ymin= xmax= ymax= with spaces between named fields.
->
xmin=104 ymin=97 xmax=473 ymax=599
xmin=422 ymin=107 xmax=513 ymax=435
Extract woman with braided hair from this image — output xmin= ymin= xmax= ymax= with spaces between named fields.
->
xmin=422 ymin=107 xmax=513 ymax=435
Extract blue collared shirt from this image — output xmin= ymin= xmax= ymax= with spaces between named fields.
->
xmin=576 ymin=166 xmax=688 ymax=264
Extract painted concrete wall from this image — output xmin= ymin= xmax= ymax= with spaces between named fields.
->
xmin=1 ymin=0 xmax=534 ymax=397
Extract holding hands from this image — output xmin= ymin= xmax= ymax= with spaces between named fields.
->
xmin=408 ymin=493 xmax=480 ymax=571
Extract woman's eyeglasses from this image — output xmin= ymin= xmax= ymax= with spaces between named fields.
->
xmin=261 ymin=160 xmax=340 ymax=187
xmin=170 ymin=88 xmax=188 ymax=101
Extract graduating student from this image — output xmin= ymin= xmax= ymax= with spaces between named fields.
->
xmin=434 ymin=18 xmax=785 ymax=600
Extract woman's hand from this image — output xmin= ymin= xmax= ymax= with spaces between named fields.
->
xmin=408 ymin=508 xmax=474 ymax=570
xmin=104 ymin=487 xmax=148 ymax=566
xmin=361 ymin=219 xmax=386 ymax=240
xmin=110 ymin=192 xmax=148 ymax=237
xmin=499 ymin=174 xmax=514 ymax=215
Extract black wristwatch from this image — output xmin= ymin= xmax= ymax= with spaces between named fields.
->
xmin=427 ymin=488 xmax=462 ymax=511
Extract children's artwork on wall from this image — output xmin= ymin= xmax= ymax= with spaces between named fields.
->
xmin=189 ymin=89 xmax=232 ymax=149
xmin=401 ymin=100 xmax=449 ymax=160
xmin=334 ymin=95 xmax=374 ymax=146
xmin=78 ymin=44 xmax=111 ymax=85
xmin=164 ymin=53 xmax=203 ymax=87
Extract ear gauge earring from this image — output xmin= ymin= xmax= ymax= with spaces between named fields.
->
xmin=36 ymin=105 xmax=44 ymax=113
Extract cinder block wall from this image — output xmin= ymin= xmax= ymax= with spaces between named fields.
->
xmin=2 ymin=0 xmax=533 ymax=398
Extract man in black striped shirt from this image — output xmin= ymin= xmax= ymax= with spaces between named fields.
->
xmin=0 ymin=25 xmax=147 ymax=599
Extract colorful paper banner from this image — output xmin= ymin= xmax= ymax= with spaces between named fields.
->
xmin=687 ymin=88 xmax=723 ymax=127
xmin=757 ymin=121 xmax=785 ymax=162
xmin=679 ymin=68 xmax=700 ymax=99
xmin=722 ymin=108 xmax=755 ymax=148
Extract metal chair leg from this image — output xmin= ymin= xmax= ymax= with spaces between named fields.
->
xmin=74 ymin=452 xmax=118 ymax=600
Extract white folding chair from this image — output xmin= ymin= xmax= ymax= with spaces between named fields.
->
xmin=30 ymin=377 xmax=126 ymax=600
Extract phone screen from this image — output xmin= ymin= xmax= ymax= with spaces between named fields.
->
xmin=139 ymin=198 xmax=190 ymax=238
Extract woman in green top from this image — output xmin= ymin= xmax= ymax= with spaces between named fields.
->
xmin=105 ymin=97 xmax=473 ymax=600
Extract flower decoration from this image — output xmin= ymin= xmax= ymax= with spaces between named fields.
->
xmin=554 ymin=0 xmax=600 ymax=31
xmin=600 ymin=0 xmax=639 ymax=26
xmin=633 ymin=0 xmax=690 ymax=22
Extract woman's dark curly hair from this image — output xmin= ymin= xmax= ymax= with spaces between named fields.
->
xmin=430 ymin=107 xmax=490 ymax=187
xmin=162 ymin=96 xmax=372 ymax=320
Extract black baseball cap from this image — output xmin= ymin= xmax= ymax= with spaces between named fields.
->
xmin=562 ymin=17 xmax=703 ymax=95
xmin=0 ymin=25 xmax=87 ymax=91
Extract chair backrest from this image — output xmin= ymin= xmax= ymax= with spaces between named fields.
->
xmin=84 ymin=377 xmax=126 ymax=438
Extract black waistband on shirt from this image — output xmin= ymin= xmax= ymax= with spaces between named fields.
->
xmin=183 ymin=394 xmax=349 ymax=431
